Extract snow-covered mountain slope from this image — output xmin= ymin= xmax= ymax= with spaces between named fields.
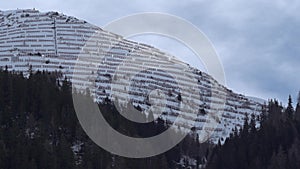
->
xmin=0 ymin=9 xmax=265 ymax=143
xmin=246 ymin=96 xmax=267 ymax=105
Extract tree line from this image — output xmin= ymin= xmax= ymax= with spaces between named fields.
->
xmin=0 ymin=69 xmax=209 ymax=169
xmin=206 ymin=95 xmax=300 ymax=169
xmin=1 ymin=68 xmax=299 ymax=169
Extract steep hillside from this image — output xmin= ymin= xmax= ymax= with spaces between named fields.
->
xmin=0 ymin=9 xmax=264 ymax=143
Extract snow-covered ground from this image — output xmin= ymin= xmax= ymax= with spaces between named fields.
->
xmin=0 ymin=9 xmax=265 ymax=144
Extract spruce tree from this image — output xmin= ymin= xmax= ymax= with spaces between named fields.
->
xmin=295 ymin=92 xmax=300 ymax=121
xmin=286 ymin=95 xmax=294 ymax=120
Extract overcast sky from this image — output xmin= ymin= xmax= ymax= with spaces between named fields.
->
xmin=2 ymin=0 xmax=300 ymax=105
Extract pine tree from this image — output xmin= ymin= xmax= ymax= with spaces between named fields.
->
xmin=285 ymin=95 xmax=294 ymax=120
xmin=295 ymin=104 xmax=300 ymax=122
xmin=297 ymin=91 xmax=300 ymax=105
xmin=295 ymin=92 xmax=300 ymax=121
xmin=268 ymin=146 xmax=287 ymax=169
xmin=287 ymin=139 xmax=300 ymax=169
xmin=240 ymin=114 xmax=249 ymax=138
xmin=250 ymin=113 xmax=257 ymax=133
